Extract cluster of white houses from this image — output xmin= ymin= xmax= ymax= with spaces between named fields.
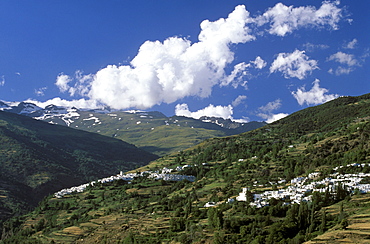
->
xmin=54 ymin=169 xmax=195 ymax=198
xmin=236 ymin=163 xmax=370 ymax=208
xmin=54 ymin=161 xmax=370 ymax=210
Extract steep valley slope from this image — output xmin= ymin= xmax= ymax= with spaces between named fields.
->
xmin=0 ymin=111 xmax=158 ymax=225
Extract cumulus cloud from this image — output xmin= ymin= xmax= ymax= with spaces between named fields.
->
xmin=26 ymin=97 xmax=100 ymax=110
xmin=175 ymin=103 xmax=250 ymax=123
xmin=175 ymin=103 xmax=233 ymax=120
xmin=257 ymin=99 xmax=288 ymax=123
xmin=56 ymin=71 xmax=93 ymax=96
xmin=55 ymin=74 xmax=71 ymax=93
xmin=292 ymin=79 xmax=339 ymax=105
xmin=69 ymin=71 xmax=94 ymax=97
xmin=80 ymin=5 xmax=256 ymax=110
xmin=270 ymin=50 xmax=318 ymax=79
xmin=232 ymin=95 xmax=247 ymax=107
xmin=257 ymin=1 xmax=342 ymax=36
xmin=53 ymin=2 xmax=343 ymax=110
xmin=265 ymin=113 xmax=289 ymax=123
xmin=252 ymin=56 xmax=267 ymax=69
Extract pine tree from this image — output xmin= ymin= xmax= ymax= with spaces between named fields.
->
xmin=207 ymin=208 xmax=223 ymax=230
xmin=319 ymin=210 xmax=326 ymax=233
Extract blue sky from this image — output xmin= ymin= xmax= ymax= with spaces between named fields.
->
xmin=0 ymin=0 xmax=369 ymax=122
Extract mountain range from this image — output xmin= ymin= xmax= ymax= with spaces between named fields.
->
xmin=0 ymin=101 xmax=266 ymax=156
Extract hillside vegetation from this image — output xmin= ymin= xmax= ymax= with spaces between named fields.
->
xmin=0 ymin=111 xmax=158 ymax=225
xmin=42 ymin=110 xmax=265 ymax=156
xmin=1 ymin=93 xmax=370 ymax=243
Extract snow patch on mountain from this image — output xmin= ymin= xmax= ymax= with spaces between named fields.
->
xmin=125 ymin=110 xmax=146 ymax=114
xmin=83 ymin=117 xmax=100 ymax=124
xmin=33 ymin=105 xmax=81 ymax=126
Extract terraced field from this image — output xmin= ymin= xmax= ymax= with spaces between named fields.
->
xmin=306 ymin=195 xmax=370 ymax=243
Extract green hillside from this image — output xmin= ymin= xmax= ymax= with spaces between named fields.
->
xmin=43 ymin=110 xmax=265 ymax=156
xmin=1 ymin=93 xmax=370 ymax=243
xmin=0 ymin=111 xmax=158 ymax=225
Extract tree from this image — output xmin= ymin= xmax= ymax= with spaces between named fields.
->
xmin=122 ymin=231 xmax=137 ymax=244
xmin=245 ymin=190 xmax=254 ymax=203
xmin=169 ymin=217 xmax=186 ymax=232
xmin=213 ymin=231 xmax=225 ymax=244
xmin=207 ymin=208 xmax=223 ymax=230
xmin=335 ymin=183 xmax=349 ymax=201
xmin=339 ymin=218 xmax=349 ymax=230
xmin=319 ymin=210 xmax=327 ymax=233
xmin=308 ymin=205 xmax=316 ymax=233
xmin=297 ymin=201 xmax=309 ymax=230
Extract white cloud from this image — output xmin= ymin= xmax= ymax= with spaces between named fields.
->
xmin=257 ymin=99 xmax=289 ymax=123
xmin=84 ymin=5 xmax=256 ymax=110
xmin=232 ymin=117 xmax=250 ymax=123
xmin=223 ymin=56 xmax=267 ymax=88
xmin=252 ymin=56 xmax=267 ymax=69
xmin=55 ymin=74 xmax=72 ymax=93
xmin=265 ymin=113 xmax=289 ymax=123
xmin=259 ymin=99 xmax=282 ymax=113
xmin=270 ymin=50 xmax=318 ymax=79
xmin=69 ymin=71 xmax=94 ymax=97
xmin=224 ymin=62 xmax=251 ymax=88
xmin=344 ymin=38 xmax=357 ymax=49
xmin=361 ymin=48 xmax=370 ymax=59
xmin=26 ymin=97 xmax=100 ymax=110
xmin=303 ymin=43 xmax=329 ymax=52
xmin=257 ymin=1 xmax=342 ymax=36
xmin=35 ymin=87 xmax=47 ymax=96
xmin=0 ymin=76 xmax=5 ymax=86
xmin=175 ymin=103 xmax=233 ymax=120
xmin=56 ymin=71 xmax=94 ymax=96
xmin=329 ymin=66 xmax=353 ymax=75
xmin=175 ymin=103 xmax=250 ymax=123
xmin=327 ymin=51 xmax=360 ymax=75
xmin=232 ymin=95 xmax=247 ymax=107
xmin=292 ymin=79 xmax=339 ymax=105
xmin=328 ymin=52 xmax=358 ymax=66
xmin=54 ymin=2 xmax=343 ymax=110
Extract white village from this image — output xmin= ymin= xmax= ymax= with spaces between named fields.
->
xmin=54 ymin=165 xmax=196 ymax=199
xmin=55 ymin=161 xmax=370 ymax=211
xmin=235 ymin=163 xmax=370 ymax=208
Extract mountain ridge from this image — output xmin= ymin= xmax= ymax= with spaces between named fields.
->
xmin=0 ymin=101 xmax=266 ymax=156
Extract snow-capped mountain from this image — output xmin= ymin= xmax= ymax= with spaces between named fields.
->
xmin=1 ymin=101 xmax=42 ymax=115
xmin=0 ymin=101 xmax=262 ymax=129
xmin=0 ymin=101 xmax=266 ymax=156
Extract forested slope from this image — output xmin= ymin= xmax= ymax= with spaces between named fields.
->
xmin=0 ymin=111 xmax=158 ymax=224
